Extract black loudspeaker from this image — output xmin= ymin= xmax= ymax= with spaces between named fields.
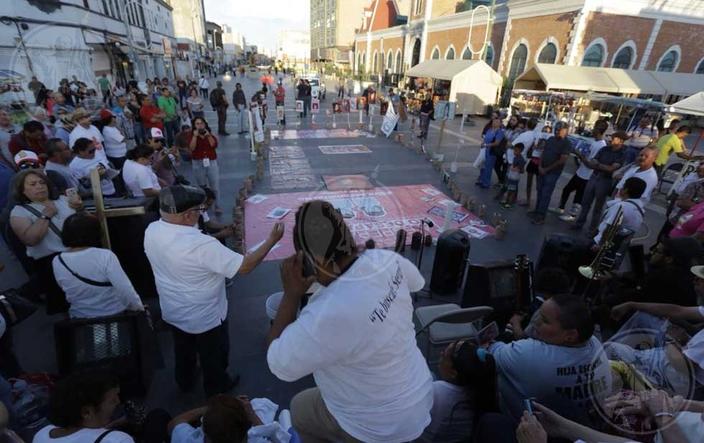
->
xmin=430 ymin=229 xmax=470 ymax=295
xmin=411 ymin=231 xmax=422 ymax=250
xmin=395 ymin=229 xmax=407 ymax=253
xmin=536 ymin=233 xmax=593 ymax=283
xmin=461 ymin=261 xmax=517 ymax=315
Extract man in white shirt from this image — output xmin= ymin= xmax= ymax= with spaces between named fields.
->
xmin=510 ymin=117 xmax=538 ymax=161
xmin=625 ymin=116 xmax=658 ymax=165
xmin=198 ymin=76 xmax=210 ymax=99
xmin=68 ymin=109 xmax=107 ymax=161
xmin=144 ymin=185 xmax=283 ymax=397
xmin=267 ymin=200 xmax=433 ymax=443
xmin=593 ymin=177 xmax=646 ymax=245
xmin=615 ymin=146 xmax=659 ymax=204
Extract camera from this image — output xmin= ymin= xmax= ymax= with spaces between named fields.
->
xmin=199 ymin=129 xmax=207 ymax=135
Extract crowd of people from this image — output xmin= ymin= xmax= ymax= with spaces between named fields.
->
xmin=1 ymin=69 xmax=704 ymax=443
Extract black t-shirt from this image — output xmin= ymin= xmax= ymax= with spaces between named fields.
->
xmin=540 ymin=136 xmax=571 ymax=173
xmin=592 ymin=145 xmax=626 ymax=178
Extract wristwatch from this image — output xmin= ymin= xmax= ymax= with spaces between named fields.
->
xmin=39 ymin=214 xmax=50 ymax=220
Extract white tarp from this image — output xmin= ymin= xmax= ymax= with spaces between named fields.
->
xmin=669 ymin=91 xmax=704 ymax=116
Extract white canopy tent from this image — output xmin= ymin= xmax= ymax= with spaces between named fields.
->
xmin=406 ymin=59 xmax=502 ymax=114
xmin=669 ymin=92 xmax=704 ymax=117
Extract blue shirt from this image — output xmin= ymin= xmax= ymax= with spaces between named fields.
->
xmin=483 ymin=127 xmax=505 ymax=146
xmin=0 ymin=161 xmax=15 ymax=211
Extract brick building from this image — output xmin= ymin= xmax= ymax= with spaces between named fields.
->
xmin=354 ymin=0 xmax=704 ymax=84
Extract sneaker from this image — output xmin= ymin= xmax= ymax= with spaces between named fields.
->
xmin=531 ymin=217 xmax=545 ymax=225
xmin=549 ymin=207 xmax=564 ymax=214
xmin=559 ymin=214 xmax=576 ymax=222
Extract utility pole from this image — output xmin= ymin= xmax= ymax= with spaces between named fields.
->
xmin=118 ymin=1 xmax=142 ymax=82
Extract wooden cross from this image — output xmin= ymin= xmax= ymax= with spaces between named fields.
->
xmin=89 ymin=168 xmax=146 ymax=249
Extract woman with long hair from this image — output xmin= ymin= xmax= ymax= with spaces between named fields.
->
xmin=188 ymin=116 xmax=221 ymax=214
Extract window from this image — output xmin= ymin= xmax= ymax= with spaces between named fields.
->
xmin=387 ymin=51 xmax=393 ymax=72
xmin=446 ymin=47 xmax=455 ymax=60
xmin=582 ymin=43 xmax=604 ymax=67
xmin=537 ymin=43 xmax=557 ymax=64
xmin=612 ymin=46 xmax=633 ymax=69
xmin=395 ymin=50 xmax=402 ymax=72
xmin=415 ymin=0 xmax=424 ymax=15
xmin=483 ymin=45 xmax=494 ymax=66
xmin=431 ymin=47 xmax=440 ymax=59
xmin=373 ymin=52 xmax=378 ymax=72
xmin=462 ymin=47 xmax=471 ymax=60
xmin=101 ymin=0 xmax=108 ymax=15
xmin=657 ymin=49 xmax=679 ymax=72
xmin=697 ymin=60 xmax=704 ymax=74
xmin=508 ymin=44 xmax=527 ymax=80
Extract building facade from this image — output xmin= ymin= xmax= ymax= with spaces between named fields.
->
xmin=221 ymin=24 xmax=244 ymax=65
xmin=170 ymin=0 xmax=207 ymax=79
xmin=277 ymin=30 xmax=310 ymax=68
xmin=205 ymin=21 xmax=223 ymax=68
xmin=0 ymin=0 xmax=178 ymax=92
xmin=310 ymin=0 xmax=371 ymax=64
xmin=354 ymin=0 xmax=704 ymax=84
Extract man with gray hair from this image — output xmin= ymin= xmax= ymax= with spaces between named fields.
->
xmin=144 ymin=185 xmax=283 ymax=396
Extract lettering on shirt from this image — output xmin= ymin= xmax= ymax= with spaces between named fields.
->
xmin=368 ymin=263 xmax=403 ymax=323
xmin=554 ymin=360 xmax=609 ymax=406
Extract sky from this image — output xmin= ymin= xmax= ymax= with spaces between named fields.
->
xmin=203 ymin=0 xmax=310 ymax=54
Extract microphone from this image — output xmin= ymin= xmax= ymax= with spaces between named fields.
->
xmin=422 ymin=218 xmax=434 ymax=228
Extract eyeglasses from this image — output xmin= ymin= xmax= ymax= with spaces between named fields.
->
xmin=18 ymin=162 xmax=40 ymax=170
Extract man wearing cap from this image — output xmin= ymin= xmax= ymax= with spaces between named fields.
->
xmin=572 ymin=131 xmax=627 ymax=233
xmin=68 ymin=109 xmax=106 ymax=161
xmin=144 ymin=185 xmax=284 ymax=397
xmin=210 ymin=81 xmax=229 ymax=136
xmin=624 ymin=116 xmax=658 ymax=165
xmin=530 ymin=122 xmax=571 ymax=225
xmin=54 ymin=113 xmax=75 ymax=147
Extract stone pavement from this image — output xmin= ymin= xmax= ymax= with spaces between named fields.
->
xmin=0 ymin=71 xmax=686 ymax=415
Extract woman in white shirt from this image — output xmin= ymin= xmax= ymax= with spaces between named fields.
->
xmin=69 ymin=137 xmax=117 ymax=197
xmin=52 ymin=213 xmax=144 ymax=319
xmin=33 ymin=371 xmax=135 ymax=443
xmin=186 ymin=88 xmax=204 ymax=119
xmin=10 ymin=170 xmax=82 ymax=314
xmin=101 ymin=113 xmax=127 ymax=169
xmin=122 ymin=144 xmax=160 ymax=198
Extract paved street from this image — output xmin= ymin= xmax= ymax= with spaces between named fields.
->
xmin=0 ymin=71 xmax=692 ymax=413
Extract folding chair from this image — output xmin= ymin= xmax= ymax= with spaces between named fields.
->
xmin=658 ymin=162 xmax=684 ymax=194
xmin=414 ymin=304 xmax=493 ymax=363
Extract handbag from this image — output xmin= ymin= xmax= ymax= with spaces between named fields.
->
xmin=0 ymin=288 xmax=38 ymax=326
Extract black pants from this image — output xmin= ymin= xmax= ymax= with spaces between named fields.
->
xmin=34 ymin=253 xmax=69 ymax=314
xmin=216 ymin=106 xmax=227 ymax=134
xmin=559 ymin=174 xmax=588 ymax=209
xmin=171 ymin=320 xmax=230 ymax=397
xmin=200 ymin=88 xmax=209 ymax=99
xmin=494 ymin=156 xmax=507 ymax=184
xmin=474 ymin=413 xmax=517 ymax=443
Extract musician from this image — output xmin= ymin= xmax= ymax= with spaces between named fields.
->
xmin=592 ymin=177 xmax=646 ymax=245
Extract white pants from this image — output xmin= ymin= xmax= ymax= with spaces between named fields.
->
xmin=237 ymin=109 xmax=249 ymax=132
xmin=191 ymin=159 xmax=220 ymax=205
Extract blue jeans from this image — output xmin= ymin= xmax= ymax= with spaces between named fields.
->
xmin=164 ymin=119 xmax=179 ymax=147
xmin=479 ymin=150 xmax=497 ymax=187
xmin=134 ymin=121 xmax=145 ymax=145
xmin=535 ymin=172 xmax=561 ymax=217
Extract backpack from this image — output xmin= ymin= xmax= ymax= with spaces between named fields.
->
xmin=209 ymin=89 xmax=220 ymax=108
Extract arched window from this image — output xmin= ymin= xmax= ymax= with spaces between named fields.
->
xmin=462 ymin=47 xmax=471 ymax=60
xmin=387 ymin=51 xmax=393 ymax=72
xmin=395 ymin=50 xmax=402 ymax=73
xmin=372 ymin=52 xmax=378 ymax=72
xmin=658 ymin=49 xmax=679 ymax=72
xmin=411 ymin=39 xmax=421 ymax=66
xmin=582 ymin=43 xmax=604 ymax=67
xmin=445 ymin=46 xmax=455 ymax=60
xmin=538 ymin=43 xmax=557 ymax=64
xmin=696 ymin=59 xmax=704 ymax=74
xmin=483 ymin=45 xmax=494 ymax=66
xmin=508 ymin=44 xmax=527 ymax=80
xmin=431 ymin=47 xmax=440 ymax=60
xmin=612 ymin=46 xmax=633 ymax=69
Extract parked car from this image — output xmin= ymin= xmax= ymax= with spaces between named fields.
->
xmin=303 ymin=75 xmax=326 ymax=100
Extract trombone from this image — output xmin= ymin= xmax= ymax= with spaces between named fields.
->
xmin=579 ymin=205 xmax=625 ymax=281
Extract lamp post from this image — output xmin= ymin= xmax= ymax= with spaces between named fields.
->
xmin=190 ymin=4 xmax=202 ymax=78
xmin=0 ymin=16 xmax=35 ymax=77
xmin=117 ymin=0 xmax=143 ymax=82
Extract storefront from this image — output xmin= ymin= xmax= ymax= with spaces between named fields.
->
xmin=404 ymin=59 xmax=502 ymax=115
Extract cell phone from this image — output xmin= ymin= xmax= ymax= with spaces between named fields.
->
xmin=523 ymin=398 xmax=535 ymax=414
xmin=199 ymin=129 xmax=207 ymax=135
xmin=477 ymin=321 xmax=500 ymax=346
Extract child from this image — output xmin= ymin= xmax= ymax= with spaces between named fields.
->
xmin=418 ymin=341 xmax=498 ymax=443
xmin=502 ymin=143 xmax=526 ymax=208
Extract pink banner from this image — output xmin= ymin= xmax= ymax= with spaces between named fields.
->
xmin=245 ymin=184 xmax=495 ymax=261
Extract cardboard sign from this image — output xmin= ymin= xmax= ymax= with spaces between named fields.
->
xmin=295 ymin=100 xmax=304 ymax=113
xmin=311 ymin=99 xmax=320 ymax=113
xmin=276 ymin=105 xmax=285 ymax=122
xmin=332 ymin=102 xmax=342 ymax=113
xmin=381 ymin=101 xmax=400 ymax=138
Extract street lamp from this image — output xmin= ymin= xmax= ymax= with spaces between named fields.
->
xmin=0 ymin=16 xmax=35 ymax=77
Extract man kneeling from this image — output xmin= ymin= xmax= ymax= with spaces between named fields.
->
xmin=266 ymin=200 xmax=433 ymax=443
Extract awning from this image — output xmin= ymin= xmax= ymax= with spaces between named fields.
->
xmin=406 ymin=60 xmax=485 ymax=81
xmin=649 ymin=72 xmax=704 ymax=97
xmin=514 ymin=64 xmax=666 ymax=95
xmin=83 ymin=29 xmax=105 ymax=45
xmin=668 ymin=91 xmax=704 ymax=116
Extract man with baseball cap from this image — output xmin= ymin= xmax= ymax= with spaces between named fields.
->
xmin=68 ymin=109 xmax=106 ymax=161
xmin=572 ymin=130 xmax=627 ymax=233
xmin=144 ymin=185 xmax=284 ymax=397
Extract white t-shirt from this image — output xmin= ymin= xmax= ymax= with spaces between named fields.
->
xmin=267 ymin=249 xmax=434 ymax=443
xmin=32 ymin=425 xmax=133 ymax=443
xmin=616 ymin=165 xmax=659 ymax=203
xmin=594 ymin=198 xmax=644 ymax=244
xmin=576 ymin=139 xmax=607 ymax=180
xmin=52 ymin=248 xmax=144 ymax=319
xmin=144 ymin=220 xmax=243 ymax=334
xmin=69 ymin=156 xmax=116 ymax=196
xmin=417 ymin=381 xmax=473 ymax=443
xmin=68 ymin=125 xmax=107 ymax=161
xmin=510 ymin=130 xmax=538 ymax=162
xmin=122 ymin=160 xmax=160 ymax=197
xmin=10 ymin=196 xmax=74 ymax=259
xmin=102 ymin=126 xmax=126 ymax=158
xmin=683 ymin=307 xmax=704 ymax=384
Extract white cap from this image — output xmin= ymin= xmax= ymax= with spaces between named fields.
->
xmin=14 ymin=150 xmax=39 ymax=165
xmin=150 ymin=127 xmax=164 ymax=139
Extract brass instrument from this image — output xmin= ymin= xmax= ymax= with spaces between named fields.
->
xmin=514 ymin=254 xmax=534 ymax=311
xmin=579 ymin=205 xmax=625 ymax=280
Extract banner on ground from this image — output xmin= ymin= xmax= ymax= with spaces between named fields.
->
xmin=381 ymin=101 xmax=399 ymax=138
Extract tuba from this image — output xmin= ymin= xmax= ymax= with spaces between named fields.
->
xmin=579 ymin=205 xmax=625 ymax=280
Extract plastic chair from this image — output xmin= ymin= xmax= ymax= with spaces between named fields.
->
xmin=414 ymin=304 xmax=493 ymax=362
xmin=658 ymin=162 xmax=684 ymax=194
